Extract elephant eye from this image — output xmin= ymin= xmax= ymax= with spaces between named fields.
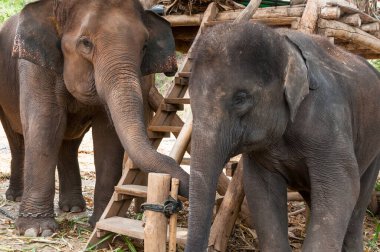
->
xmin=78 ymin=36 xmax=93 ymax=55
xmin=233 ymin=91 xmax=249 ymax=106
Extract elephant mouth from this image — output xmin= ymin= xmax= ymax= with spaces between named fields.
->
xmin=164 ymin=70 xmax=177 ymax=77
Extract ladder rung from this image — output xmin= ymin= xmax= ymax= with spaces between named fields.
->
xmin=165 ymin=98 xmax=190 ymax=105
xmin=148 ymin=131 xmax=170 ymax=139
xmin=115 ymin=185 xmax=147 ymax=198
xmin=148 ymin=125 xmax=183 ymax=133
xmin=175 ymin=76 xmax=189 ymax=86
xmin=161 ymin=103 xmax=184 ymax=112
xmin=178 ymin=72 xmax=191 ymax=78
xmin=96 ymin=216 xmax=188 ymax=245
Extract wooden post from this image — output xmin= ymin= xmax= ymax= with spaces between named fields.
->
xmin=320 ymin=6 xmax=341 ymax=20
xmin=299 ymin=0 xmax=322 ymax=34
xmin=208 ymin=161 xmax=245 ymax=252
xmin=144 ymin=173 xmax=171 ymax=252
xmin=169 ymin=112 xmax=192 ymax=163
xmin=168 ymin=178 xmax=180 ymax=252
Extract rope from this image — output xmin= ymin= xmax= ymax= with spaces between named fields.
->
xmin=141 ymin=196 xmax=183 ymax=218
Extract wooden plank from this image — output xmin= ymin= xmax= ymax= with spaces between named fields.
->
xmin=178 ymin=72 xmax=191 ymax=78
xmin=96 ymin=217 xmax=188 ymax=245
xmin=174 ymin=76 xmax=189 ymax=86
xmin=160 ymin=103 xmax=184 ymax=112
xmin=144 ymin=173 xmax=171 ymax=252
xmin=96 ymin=217 xmax=145 ymax=240
xmin=148 ymin=125 xmax=183 ymax=133
xmin=115 ymin=184 xmax=147 ymax=198
xmin=165 ymin=98 xmax=191 ymax=105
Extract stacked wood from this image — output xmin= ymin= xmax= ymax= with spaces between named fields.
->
xmin=361 ymin=22 xmax=380 ymax=32
xmin=299 ymin=0 xmax=321 ymax=33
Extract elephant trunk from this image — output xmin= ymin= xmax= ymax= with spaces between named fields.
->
xmin=185 ymin=126 xmax=227 ymax=252
xmin=95 ymin=51 xmax=189 ymax=197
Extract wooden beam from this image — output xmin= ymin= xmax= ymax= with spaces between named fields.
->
xmin=168 ymin=178 xmax=180 ymax=252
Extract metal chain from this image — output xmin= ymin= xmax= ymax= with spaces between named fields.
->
xmin=141 ymin=196 xmax=183 ymax=218
xmin=18 ymin=212 xmax=56 ymax=218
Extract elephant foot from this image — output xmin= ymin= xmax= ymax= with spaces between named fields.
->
xmin=15 ymin=217 xmax=58 ymax=237
xmin=59 ymin=194 xmax=86 ymax=213
xmin=5 ymin=187 xmax=23 ymax=202
xmin=88 ymin=211 xmax=103 ymax=227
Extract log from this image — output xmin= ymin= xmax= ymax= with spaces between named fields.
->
xmin=233 ymin=0 xmax=263 ymax=23
xmin=361 ymin=22 xmax=380 ymax=33
xmin=164 ymin=6 xmax=305 ymax=27
xmin=144 ymin=173 xmax=171 ymax=252
xmin=339 ymin=13 xmax=361 ymax=27
xmin=320 ymin=6 xmax=341 ymax=20
xmin=318 ymin=19 xmax=380 ymax=53
xmin=208 ymin=161 xmax=245 ymax=252
xmin=299 ymin=0 xmax=321 ymax=33
xmin=168 ymin=178 xmax=180 ymax=252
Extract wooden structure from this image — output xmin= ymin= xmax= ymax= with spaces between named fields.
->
xmin=86 ymin=0 xmax=380 ymax=251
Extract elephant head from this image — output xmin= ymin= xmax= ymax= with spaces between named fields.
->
xmin=13 ymin=0 xmax=189 ymax=197
xmin=186 ymin=23 xmax=309 ymax=251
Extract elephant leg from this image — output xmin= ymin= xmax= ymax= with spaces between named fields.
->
xmin=57 ymin=137 xmax=86 ymax=213
xmin=89 ymin=111 xmax=123 ymax=227
xmin=0 ymin=109 xmax=24 ymax=202
xmin=302 ymin=155 xmax=360 ymax=251
xmin=342 ymin=156 xmax=380 ymax=252
xmin=15 ymin=63 xmax=66 ymax=237
xmin=243 ymin=154 xmax=291 ymax=252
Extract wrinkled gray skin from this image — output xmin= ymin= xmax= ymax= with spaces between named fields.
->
xmin=186 ymin=23 xmax=380 ymax=252
xmin=0 ymin=0 xmax=189 ymax=236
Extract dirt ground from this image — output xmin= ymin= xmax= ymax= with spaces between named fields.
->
xmin=0 ymin=120 xmax=379 ymax=251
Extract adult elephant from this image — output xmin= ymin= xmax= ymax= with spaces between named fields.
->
xmin=186 ymin=23 xmax=380 ymax=251
xmin=0 ymin=0 xmax=189 ymax=236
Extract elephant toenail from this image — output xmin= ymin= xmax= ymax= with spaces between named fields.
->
xmin=61 ymin=205 xmax=70 ymax=212
xmin=41 ymin=230 xmax=54 ymax=237
xmin=70 ymin=206 xmax=82 ymax=213
xmin=24 ymin=228 xmax=38 ymax=237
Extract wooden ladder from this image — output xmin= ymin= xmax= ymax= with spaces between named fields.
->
xmin=85 ymin=3 xmax=219 ymax=250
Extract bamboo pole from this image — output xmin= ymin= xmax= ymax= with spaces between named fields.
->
xmin=144 ymin=173 xmax=171 ymax=252
xmin=168 ymin=178 xmax=180 ymax=252
xmin=208 ymin=161 xmax=245 ymax=252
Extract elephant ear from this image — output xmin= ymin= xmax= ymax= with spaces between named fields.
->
xmin=141 ymin=11 xmax=177 ymax=76
xmin=12 ymin=1 xmax=63 ymax=73
xmin=283 ymin=36 xmax=309 ymax=122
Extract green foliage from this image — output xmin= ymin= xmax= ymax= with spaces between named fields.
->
xmin=375 ymin=180 xmax=380 ymax=192
xmin=0 ymin=0 xmax=29 ymax=25
xmin=369 ymin=60 xmax=380 ymax=72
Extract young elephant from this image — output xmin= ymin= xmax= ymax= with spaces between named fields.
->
xmin=186 ymin=23 xmax=380 ymax=251
xmin=0 ymin=0 xmax=189 ymax=236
